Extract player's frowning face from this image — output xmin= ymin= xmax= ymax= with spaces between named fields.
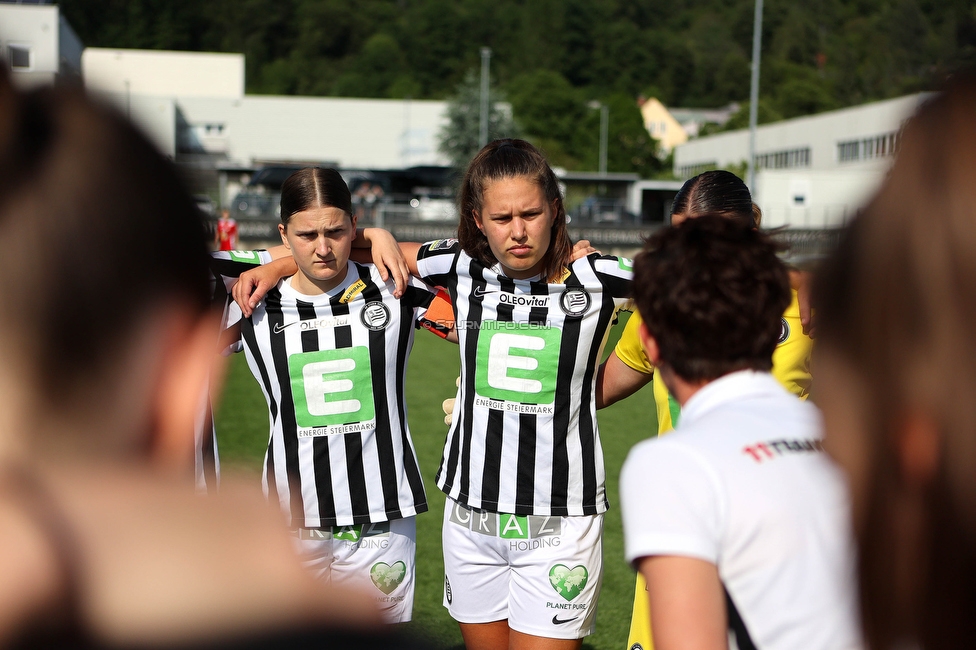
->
xmin=280 ymin=206 xmax=357 ymax=294
xmin=474 ymin=176 xmax=555 ymax=280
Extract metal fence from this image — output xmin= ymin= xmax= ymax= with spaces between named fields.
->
xmin=214 ymin=215 xmax=843 ymax=266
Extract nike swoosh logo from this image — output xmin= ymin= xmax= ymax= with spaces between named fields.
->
xmin=272 ymin=322 xmax=299 ymax=334
xmin=473 ymin=286 xmax=497 ymax=299
xmin=552 ymin=614 xmax=580 ymax=625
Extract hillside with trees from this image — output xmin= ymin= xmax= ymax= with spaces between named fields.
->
xmin=61 ymin=0 xmax=976 ymax=175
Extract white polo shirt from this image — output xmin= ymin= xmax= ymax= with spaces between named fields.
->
xmin=620 ymin=371 xmax=862 ymax=650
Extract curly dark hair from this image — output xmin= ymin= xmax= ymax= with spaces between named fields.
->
xmin=632 ymin=215 xmax=790 ymax=382
xmin=456 ymin=139 xmax=571 ymax=282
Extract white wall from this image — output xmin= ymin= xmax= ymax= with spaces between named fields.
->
xmin=81 ymin=47 xmax=450 ymax=169
xmin=176 ymin=95 xmax=450 ymax=168
xmin=88 ymin=92 xmax=178 ymax=158
xmin=0 ymin=4 xmax=60 ymax=88
xmin=756 ymin=168 xmax=884 ymax=229
xmin=83 ymin=48 xmax=245 ymax=99
xmin=675 ymin=94 xmax=930 ymax=174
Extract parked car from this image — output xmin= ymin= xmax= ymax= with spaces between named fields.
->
xmin=230 ymin=165 xmax=303 ymax=221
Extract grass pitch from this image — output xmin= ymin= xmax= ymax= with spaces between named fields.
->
xmin=214 ymin=313 xmax=656 ymax=649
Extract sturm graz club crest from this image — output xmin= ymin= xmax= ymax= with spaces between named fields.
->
xmin=560 ymin=287 xmax=591 ymax=317
xmin=361 ymin=301 xmax=391 ymax=330
xmin=778 ymin=317 xmax=790 ymax=344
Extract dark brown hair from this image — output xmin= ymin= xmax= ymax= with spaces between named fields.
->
xmin=0 ymin=70 xmax=209 ymax=409
xmin=279 ymin=167 xmax=352 ymax=225
xmin=457 ymin=139 xmax=571 ymax=282
xmin=815 ymin=73 xmax=976 ymax=649
xmin=672 ymin=169 xmax=762 ymax=227
xmin=632 ymin=215 xmax=789 ymax=382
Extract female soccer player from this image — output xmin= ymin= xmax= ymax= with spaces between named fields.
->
xmin=236 ymin=140 xmax=633 ymax=650
xmin=215 ymin=167 xmax=437 ymax=624
xmin=410 ymin=140 xmax=632 ymax=650
xmin=597 ymin=170 xmax=815 ymax=650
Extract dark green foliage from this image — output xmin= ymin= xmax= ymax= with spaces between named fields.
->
xmin=437 ymin=70 xmax=520 ymax=170
xmin=60 ymin=0 xmax=974 ymax=175
xmin=61 ymin=0 xmax=968 ymax=105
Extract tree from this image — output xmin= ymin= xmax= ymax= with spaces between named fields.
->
xmin=602 ymin=93 xmax=663 ymax=178
xmin=506 ymin=70 xmax=585 ymax=169
xmin=709 ymin=99 xmax=784 ymax=133
xmin=437 ymin=70 xmax=520 ymax=170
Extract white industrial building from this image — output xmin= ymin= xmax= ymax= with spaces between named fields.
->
xmin=674 ymin=93 xmax=932 ymax=228
xmin=0 ymin=2 xmax=82 ymax=88
xmin=82 ymin=47 xmax=450 ymax=170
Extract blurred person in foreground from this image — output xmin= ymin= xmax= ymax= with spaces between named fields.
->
xmin=619 ymin=217 xmax=862 ymax=650
xmin=814 ymin=72 xmax=976 ymax=649
xmin=0 ymin=71 xmax=393 ymax=646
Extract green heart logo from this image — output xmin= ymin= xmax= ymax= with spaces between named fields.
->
xmin=370 ymin=561 xmax=407 ymax=595
xmin=549 ymin=564 xmax=588 ymax=601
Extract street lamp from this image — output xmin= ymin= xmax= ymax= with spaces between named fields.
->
xmin=747 ymin=0 xmax=764 ymax=194
xmin=479 ymin=47 xmax=491 ymax=148
xmin=587 ymin=101 xmax=609 ymax=177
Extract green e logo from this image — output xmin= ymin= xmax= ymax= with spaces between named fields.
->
xmin=229 ymin=250 xmax=262 ymax=264
xmin=475 ymin=324 xmax=560 ymax=405
xmin=289 ymin=347 xmax=375 ymax=428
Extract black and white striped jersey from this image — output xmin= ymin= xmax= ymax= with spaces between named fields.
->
xmin=197 ymin=249 xmax=277 ymax=493
xmin=416 ymin=239 xmax=633 ymax=517
xmin=235 ymin=261 xmax=434 ymax=528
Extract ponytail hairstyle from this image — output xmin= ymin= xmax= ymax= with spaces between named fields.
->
xmin=672 ymin=170 xmax=762 ymax=227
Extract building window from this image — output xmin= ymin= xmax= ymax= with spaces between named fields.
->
xmin=838 ymin=131 xmax=901 ymax=163
xmin=676 ymin=161 xmax=718 ymax=178
xmin=7 ymin=44 xmax=31 ymax=71
xmin=754 ymin=147 xmax=811 ymax=170
xmin=838 ymin=141 xmax=860 ymax=162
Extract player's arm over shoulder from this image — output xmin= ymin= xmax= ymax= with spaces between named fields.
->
xmin=589 ymin=254 xmax=634 ymax=297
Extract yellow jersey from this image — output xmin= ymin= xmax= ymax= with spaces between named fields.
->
xmin=614 ymin=288 xmax=812 ymax=434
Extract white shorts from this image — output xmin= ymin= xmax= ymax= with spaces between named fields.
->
xmin=441 ymin=498 xmax=603 ymax=639
xmin=294 ymin=517 xmax=416 ymax=623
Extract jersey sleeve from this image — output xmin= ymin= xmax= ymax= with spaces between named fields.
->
xmin=209 ymin=250 xmax=273 ymax=350
xmin=415 ymin=238 xmax=461 ymax=290
xmin=209 ymin=250 xmax=274 ymax=298
xmin=614 ymin=310 xmax=654 ymax=374
xmin=620 ymin=439 xmax=726 ymax=566
xmin=771 ymin=289 xmax=813 ymax=400
xmin=591 ymin=254 xmax=634 ymax=300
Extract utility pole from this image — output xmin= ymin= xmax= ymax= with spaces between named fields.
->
xmin=747 ymin=0 xmax=764 ymax=195
xmin=599 ymin=103 xmax=609 ymax=177
xmin=479 ymin=47 xmax=491 ymax=148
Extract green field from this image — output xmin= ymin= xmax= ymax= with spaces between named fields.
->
xmin=214 ymin=314 xmax=656 ymax=649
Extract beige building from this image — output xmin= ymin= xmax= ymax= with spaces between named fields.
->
xmin=639 ymin=97 xmax=688 ymax=153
